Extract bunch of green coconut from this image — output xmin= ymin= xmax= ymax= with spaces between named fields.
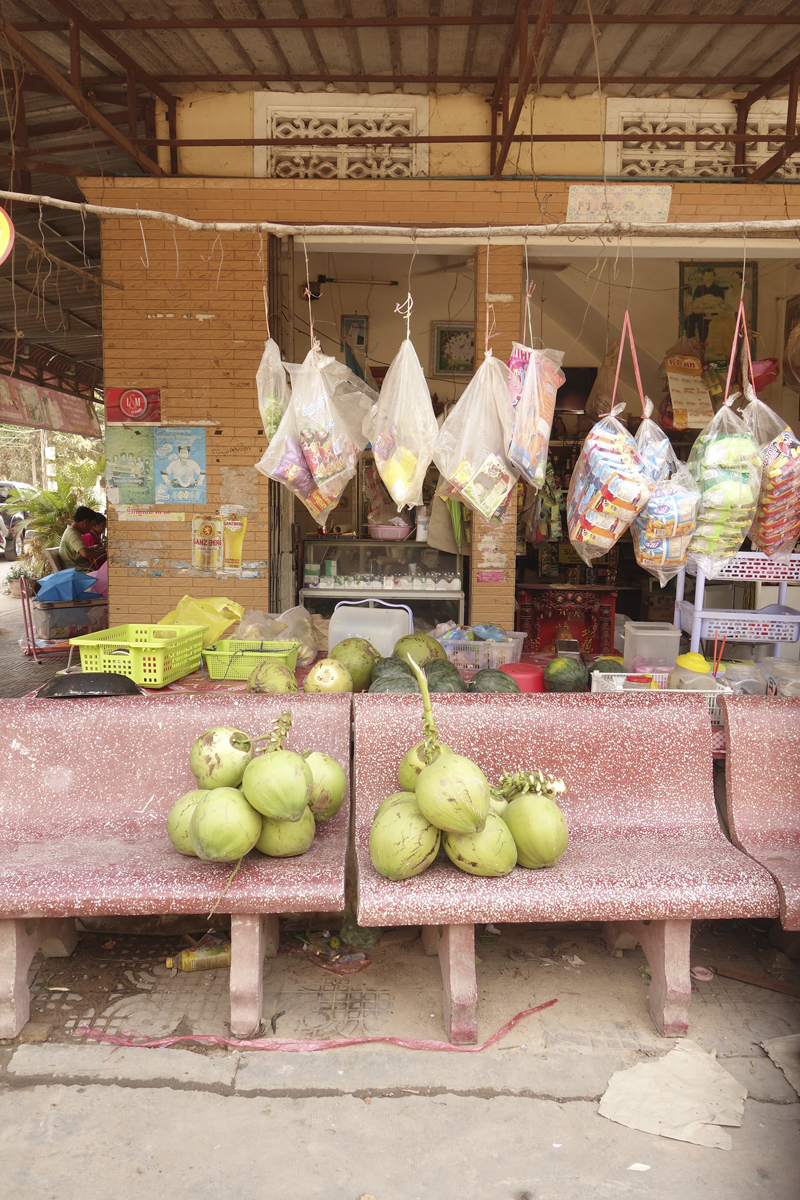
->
xmin=244 ymin=637 xmax=381 ymax=696
xmin=369 ymin=657 xmax=568 ymax=881
xmin=166 ymin=712 xmax=347 ymax=863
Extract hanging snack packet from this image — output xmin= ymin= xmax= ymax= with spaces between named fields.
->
xmin=366 ymin=338 xmax=438 ymax=510
xmin=433 ymin=351 xmax=519 ymax=522
xmin=508 ymin=347 xmax=566 ymax=490
xmin=508 ymin=342 xmax=533 ymax=409
xmin=632 ymin=400 xmax=701 ymax=586
xmin=256 ymin=337 xmax=289 ymax=444
xmin=741 ymin=391 xmax=800 ymax=563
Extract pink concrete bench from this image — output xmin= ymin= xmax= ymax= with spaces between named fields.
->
xmin=721 ymin=695 xmax=800 ymax=931
xmin=0 ymin=693 xmax=351 ymax=1039
xmin=353 ymin=692 xmax=779 ymax=1044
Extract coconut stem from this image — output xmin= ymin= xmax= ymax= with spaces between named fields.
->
xmin=207 ymin=857 xmax=243 ymax=919
xmin=406 ymin=656 xmax=441 ymax=764
xmin=498 ymin=768 xmax=567 ymax=801
xmin=253 ymin=710 xmax=293 ymax=756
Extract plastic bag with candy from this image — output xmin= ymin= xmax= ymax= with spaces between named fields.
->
xmin=256 ymin=337 xmax=289 ymax=444
xmin=741 ymin=391 xmax=800 ymax=562
xmin=631 ymin=400 xmax=701 ymax=586
xmin=433 ymin=350 xmax=519 ymax=522
xmin=567 ymin=403 xmax=651 ymax=565
xmin=686 ymin=397 xmax=762 ymax=578
xmin=508 ymin=347 xmax=565 ymax=490
xmin=364 ymin=337 xmax=438 ymax=510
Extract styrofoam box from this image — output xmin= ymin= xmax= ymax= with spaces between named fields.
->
xmin=622 ymin=621 xmax=681 ymax=671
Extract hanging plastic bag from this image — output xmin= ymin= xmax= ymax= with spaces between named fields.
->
xmin=584 ymin=341 xmax=619 ymax=422
xmin=741 ymin=391 xmax=800 ymax=562
xmin=256 ymin=344 xmax=374 ymax=528
xmin=508 ymin=342 xmax=533 ymax=409
xmin=256 ymin=337 xmax=289 ymax=444
xmin=433 ymin=350 xmax=518 ymax=522
xmin=632 ymin=400 xmax=701 ymax=587
xmin=508 ymin=347 xmax=565 ymax=490
xmin=686 ymin=301 xmax=763 ymax=578
xmin=366 ymin=336 xmax=438 ymax=510
xmin=567 ymin=313 xmax=651 ymax=565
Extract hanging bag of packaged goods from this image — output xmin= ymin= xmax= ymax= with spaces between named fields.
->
xmin=366 ymin=321 xmax=438 ymax=510
xmin=433 ymin=350 xmax=519 ymax=523
xmin=741 ymin=391 xmax=800 ymax=563
xmin=686 ymin=301 xmax=763 ymax=579
xmin=567 ymin=312 xmax=652 ymax=566
xmin=256 ymin=337 xmax=289 ymax=444
xmin=632 ymin=399 xmax=702 ymax=587
xmin=508 ymin=347 xmax=566 ymax=491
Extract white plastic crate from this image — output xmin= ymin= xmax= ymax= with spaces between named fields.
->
xmin=590 ymin=670 xmax=725 ymax=727
xmin=686 ymin=551 xmax=800 ymax=582
xmin=676 ymin=601 xmax=800 ymax=644
xmin=442 ymin=637 xmax=523 ymax=671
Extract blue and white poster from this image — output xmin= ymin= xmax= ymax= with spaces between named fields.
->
xmin=154 ymin=427 xmax=207 ymax=505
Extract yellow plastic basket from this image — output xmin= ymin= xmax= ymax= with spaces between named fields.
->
xmin=201 ymin=639 xmax=300 ymax=681
xmin=69 ymin=624 xmax=206 ymax=688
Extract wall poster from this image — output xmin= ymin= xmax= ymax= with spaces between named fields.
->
xmin=106 ymin=426 xmax=155 ymax=504
xmin=155 ymin=427 xmax=207 ymax=505
xmin=679 ymin=262 xmax=757 ymax=367
xmin=106 ymin=387 xmax=162 ymax=424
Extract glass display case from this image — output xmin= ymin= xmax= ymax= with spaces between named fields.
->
xmin=301 ymin=537 xmax=465 ymax=627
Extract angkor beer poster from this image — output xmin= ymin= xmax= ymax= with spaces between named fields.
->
xmin=154 ymin=427 xmax=207 ymax=505
xmin=106 ymin=426 xmax=155 ymax=505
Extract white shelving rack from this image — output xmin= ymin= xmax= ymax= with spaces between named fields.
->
xmin=674 ymin=552 xmax=800 ymax=656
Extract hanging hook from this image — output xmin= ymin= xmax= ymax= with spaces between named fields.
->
xmin=302 ymin=232 xmax=317 ymax=360
xmin=263 ymin=285 xmax=271 ymax=341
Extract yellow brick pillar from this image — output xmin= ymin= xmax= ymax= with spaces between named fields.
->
xmin=469 ymin=244 xmax=523 ymax=630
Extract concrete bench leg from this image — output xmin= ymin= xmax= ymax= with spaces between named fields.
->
xmin=229 ymin=913 xmax=279 ymax=1039
xmin=604 ymin=919 xmax=691 ymax=1038
xmin=0 ymin=917 xmax=78 ymax=1039
xmin=421 ymin=923 xmax=478 ymax=1046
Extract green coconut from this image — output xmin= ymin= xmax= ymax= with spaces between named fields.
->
xmin=397 ymin=739 xmax=454 ymax=793
xmin=443 ymin=811 xmax=517 ymax=877
xmin=503 ymin=792 xmax=569 ymax=869
xmin=240 ymin=710 xmax=313 ymax=821
xmin=392 ymin=633 xmax=447 ymax=669
xmin=189 ymin=726 xmax=254 ymax=790
xmin=369 ymin=791 xmax=440 ymax=881
xmin=166 ymin=789 xmax=205 ymax=856
xmin=416 ymin=752 xmax=490 ymax=834
xmin=304 ymin=658 xmax=353 ymax=694
xmin=246 ymin=661 xmax=298 ymax=694
xmin=304 ymin=751 xmax=347 ymax=821
xmin=329 ymin=637 xmax=380 ymax=692
xmin=188 ymin=787 xmax=262 ymax=862
xmin=256 ymin=805 xmax=316 ymax=857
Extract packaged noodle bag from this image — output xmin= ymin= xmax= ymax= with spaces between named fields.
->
xmin=632 ymin=399 xmax=701 ymax=586
xmin=741 ymin=390 xmax=800 ymax=563
xmin=256 ymin=337 xmax=289 ymax=444
xmin=365 ymin=336 xmax=438 ymax=510
xmin=508 ymin=347 xmax=565 ymax=490
xmin=433 ymin=350 xmax=519 ymax=522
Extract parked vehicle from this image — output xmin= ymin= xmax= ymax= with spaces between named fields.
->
xmin=0 ymin=481 xmax=36 ymax=560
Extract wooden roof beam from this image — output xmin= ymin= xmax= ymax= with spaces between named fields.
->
xmin=492 ymin=0 xmax=555 ymax=179
xmin=11 ymin=15 xmax=800 ymax=31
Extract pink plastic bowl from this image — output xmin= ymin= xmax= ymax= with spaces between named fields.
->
xmin=496 ymin=662 xmax=544 ymax=693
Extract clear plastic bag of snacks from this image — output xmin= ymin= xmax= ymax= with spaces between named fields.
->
xmin=508 ymin=342 xmax=533 ymax=409
xmin=366 ymin=337 xmax=438 ymax=510
xmin=741 ymin=390 xmax=800 ymax=562
xmin=508 ymin=347 xmax=565 ymax=490
xmin=256 ymin=337 xmax=289 ymax=444
xmin=686 ymin=397 xmax=762 ymax=578
xmin=567 ymin=403 xmax=651 ymax=565
xmin=433 ymin=350 xmax=518 ymax=522
xmin=631 ymin=400 xmax=701 ymax=586
xmin=256 ymin=343 xmax=374 ymax=528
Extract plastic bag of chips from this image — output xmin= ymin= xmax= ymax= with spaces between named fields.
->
xmin=741 ymin=391 xmax=800 ymax=562
xmin=433 ymin=350 xmax=518 ymax=522
xmin=686 ymin=397 xmax=762 ymax=578
xmin=631 ymin=400 xmax=701 ymax=586
xmin=365 ymin=337 xmax=438 ymax=510
xmin=567 ymin=403 xmax=651 ymax=565
xmin=508 ymin=347 xmax=565 ymax=490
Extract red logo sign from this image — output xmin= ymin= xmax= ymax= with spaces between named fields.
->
xmin=106 ymin=387 xmax=161 ymax=424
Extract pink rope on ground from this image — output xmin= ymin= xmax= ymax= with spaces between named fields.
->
xmin=74 ymin=999 xmax=557 ymax=1053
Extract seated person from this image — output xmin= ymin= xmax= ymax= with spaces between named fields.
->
xmin=82 ymin=512 xmax=106 ymax=548
xmin=59 ymin=506 xmax=104 ymax=572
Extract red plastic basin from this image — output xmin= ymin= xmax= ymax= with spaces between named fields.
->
xmin=496 ymin=662 xmax=544 ymax=692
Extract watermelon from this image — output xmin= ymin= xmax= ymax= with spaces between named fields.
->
xmin=429 ymin=674 xmax=469 ymax=694
xmin=371 ymin=657 xmax=415 ymax=683
xmin=543 ymin=656 xmax=589 ymax=693
xmin=468 ymin=669 xmax=521 ymax=694
xmin=424 ymin=659 xmax=461 ymax=682
xmin=591 ymin=657 xmax=624 ymax=675
xmin=368 ymin=676 xmax=421 ymax=694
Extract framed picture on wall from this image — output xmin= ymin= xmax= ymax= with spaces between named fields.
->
xmin=432 ymin=323 xmax=475 ymax=377
xmin=678 ymin=261 xmax=758 ymax=366
xmin=341 ymin=314 xmax=368 ymax=378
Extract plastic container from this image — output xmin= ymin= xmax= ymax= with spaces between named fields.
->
xmin=496 ymin=662 xmax=544 ymax=692
xmin=759 ymin=658 xmax=800 ymax=696
xmin=668 ymin=652 xmax=713 ymax=690
xmin=721 ymin=663 xmax=767 ymax=696
xmin=201 ymin=639 xmax=300 ymax=681
xmin=622 ymin=621 xmax=681 ymax=672
xmin=368 ymin=524 xmax=413 ymax=541
xmin=69 ymin=624 xmax=205 ymax=688
xmin=415 ymin=505 xmax=430 ymax=542
xmin=328 ymin=598 xmax=413 ymax=658
xmin=33 ymin=597 xmax=108 ymax=641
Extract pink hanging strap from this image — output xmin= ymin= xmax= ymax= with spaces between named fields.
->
xmin=723 ymin=298 xmax=756 ymax=403
xmin=611 ymin=309 xmax=647 ymax=416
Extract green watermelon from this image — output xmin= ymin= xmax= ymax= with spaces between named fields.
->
xmin=590 ymin=657 xmax=624 ymax=675
xmin=468 ymin=669 xmax=521 ymax=694
xmin=429 ymin=674 xmax=469 ymax=694
xmin=368 ymin=676 xmax=421 ymax=694
xmin=371 ymin=657 xmax=415 ymax=683
xmin=424 ymin=659 xmax=461 ymax=682
xmin=543 ymin=656 xmax=589 ymax=693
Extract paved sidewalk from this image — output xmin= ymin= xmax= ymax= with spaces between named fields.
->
xmin=0 ymin=561 xmax=67 ymax=697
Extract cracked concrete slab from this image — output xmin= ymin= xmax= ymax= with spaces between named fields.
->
xmin=719 ymin=1054 xmax=799 ymax=1105
xmin=6 ymin=1043 xmax=239 ymax=1091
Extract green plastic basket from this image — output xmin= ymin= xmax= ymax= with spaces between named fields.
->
xmin=69 ymin=624 xmax=206 ymax=688
xmin=201 ymin=639 xmax=300 ymax=681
